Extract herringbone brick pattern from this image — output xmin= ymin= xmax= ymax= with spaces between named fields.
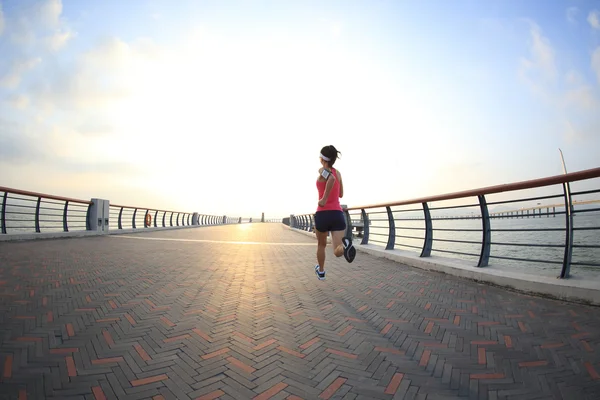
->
xmin=0 ymin=224 xmax=598 ymax=399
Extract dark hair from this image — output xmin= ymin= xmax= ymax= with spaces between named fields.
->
xmin=320 ymin=145 xmax=341 ymax=167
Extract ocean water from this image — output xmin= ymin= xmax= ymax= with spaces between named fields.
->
xmin=352 ymin=209 xmax=600 ymax=280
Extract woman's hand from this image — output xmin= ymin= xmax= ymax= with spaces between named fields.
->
xmin=318 ymin=198 xmax=326 ymax=207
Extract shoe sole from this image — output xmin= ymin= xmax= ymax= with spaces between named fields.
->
xmin=342 ymin=237 xmax=356 ymax=263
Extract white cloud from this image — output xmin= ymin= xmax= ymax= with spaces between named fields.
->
xmin=519 ymin=22 xmax=557 ymax=89
xmin=567 ymin=7 xmax=578 ymax=24
xmin=588 ymin=10 xmax=600 ymax=29
xmin=0 ymin=57 xmax=42 ymax=88
xmin=5 ymin=94 xmax=30 ymax=109
xmin=0 ymin=3 xmax=5 ymax=36
xmin=44 ymin=28 xmax=75 ymax=51
xmin=593 ymin=46 xmax=600 ymax=84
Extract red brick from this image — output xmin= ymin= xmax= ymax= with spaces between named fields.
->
xmin=338 ymin=325 xmax=353 ymax=336
xmin=384 ymin=372 xmax=404 ymax=394
xmin=102 ymin=330 xmax=114 ymax=347
xmin=470 ymin=373 xmax=505 ymax=379
xmin=519 ymin=361 xmax=549 ymax=367
xmin=47 ymin=311 xmax=53 ymax=322
xmin=164 ymin=334 xmax=190 ymax=343
xmin=582 ymin=340 xmax=594 ymax=352
xmin=478 ymin=348 xmax=486 ymax=365
xmin=299 ymin=337 xmax=319 ymax=350
xmin=518 ymin=321 xmax=527 ymax=332
xmin=454 ymin=316 xmax=460 ymax=326
xmin=584 ymin=362 xmax=600 ymax=380
xmin=202 ymin=348 xmax=230 ymax=360
xmin=192 ymin=328 xmax=212 ymax=341
xmin=504 ymin=335 xmax=513 ymax=348
xmin=326 ymin=348 xmax=357 ymax=359
xmin=92 ymin=357 xmax=124 ymax=365
xmin=160 ymin=316 xmax=176 ymax=327
xmin=279 ymin=346 xmax=306 ymax=358
xmin=19 ymin=389 xmax=26 ymax=400
xmin=253 ymin=382 xmax=288 ymax=400
xmin=66 ymin=323 xmax=75 ymax=337
xmin=3 ymin=354 xmax=12 ymax=378
xmin=50 ymin=348 xmax=79 ymax=354
xmin=131 ymin=373 xmax=168 ymax=387
xmin=227 ymin=356 xmax=256 ymax=374
xmin=419 ymin=350 xmax=431 ymax=367
xmin=254 ymin=339 xmax=277 ymax=351
xmin=319 ymin=377 xmax=347 ymax=399
xmin=196 ymin=390 xmax=225 ymax=400
xmin=135 ymin=343 xmax=152 ymax=361
xmin=381 ymin=323 xmax=393 ymax=335
xmin=357 ymin=305 xmax=368 ymax=312
xmin=471 ymin=341 xmax=497 ymax=345
xmin=66 ymin=356 xmax=77 ymax=377
xmin=424 ymin=321 xmax=434 ymax=334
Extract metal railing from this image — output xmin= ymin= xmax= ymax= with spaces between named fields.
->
xmin=0 ymin=186 xmax=244 ymax=235
xmin=289 ymin=167 xmax=600 ymax=279
xmin=0 ymin=186 xmax=92 ymax=234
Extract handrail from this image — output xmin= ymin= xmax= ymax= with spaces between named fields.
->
xmin=347 ymin=167 xmax=600 ymax=211
xmin=110 ymin=203 xmax=189 ymax=215
xmin=289 ymin=166 xmax=600 ymax=280
xmin=0 ymin=186 xmax=92 ymax=205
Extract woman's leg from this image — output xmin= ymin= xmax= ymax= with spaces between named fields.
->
xmin=331 ymin=230 xmax=345 ymax=257
xmin=316 ymin=230 xmax=328 ymax=272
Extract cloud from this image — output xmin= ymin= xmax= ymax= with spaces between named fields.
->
xmin=5 ymin=0 xmax=74 ymax=51
xmin=519 ymin=22 xmax=557 ymax=86
xmin=567 ymin=7 xmax=578 ymax=24
xmin=593 ymin=46 xmax=600 ymax=84
xmin=0 ymin=3 xmax=5 ymax=36
xmin=0 ymin=57 xmax=42 ymax=88
xmin=589 ymin=10 xmax=600 ymax=29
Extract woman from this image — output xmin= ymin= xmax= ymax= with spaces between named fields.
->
xmin=314 ymin=145 xmax=356 ymax=280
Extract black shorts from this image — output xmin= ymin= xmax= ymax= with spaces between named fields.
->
xmin=314 ymin=210 xmax=346 ymax=233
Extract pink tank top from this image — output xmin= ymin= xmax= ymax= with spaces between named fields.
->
xmin=316 ymin=168 xmax=343 ymax=212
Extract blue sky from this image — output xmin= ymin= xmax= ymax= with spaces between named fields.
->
xmin=1 ymin=0 xmax=599 ymax=217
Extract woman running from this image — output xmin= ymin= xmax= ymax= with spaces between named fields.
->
xmin=314 ymin=145 xmax=356 ymax=280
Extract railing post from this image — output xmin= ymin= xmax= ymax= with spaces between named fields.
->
xmin=132 ymin=208 xmax=137 ymax=229
xmin=559 ymin=182 xmax=574 ymax=278
xmin=360 ymin=209 xmax=369 ymax=245
xmin=170 ymin=212 xmax=173 ymax=226
xmin=239 ymin=217 xmax=242 ymax=224
xmin=1 ymin=192 xmax=7 ymax=234
xmin=385 ymin=206 xmax=395 ymax=250
xmin=35 ymin=196 xmax=41 ymax=233
xmin=162 ymin=211 xmax=166 ymax=227
xmin=343 ymin=208 xmax=353 ymax=239
xmin=477 ymin=195 xmax=491 ymax=267
xmin=177 ymin=213 xmax=180 ymax=226
xmin=154 ymin=210 xmax=159 ymax=227
xmin=88 ymin=199 xmax=110 ymax=233
xmin=63 ymin=200 xmax=69 ymax=232
xmin=192 ymin=212 xmax=199 ymax=225
xmin=420 ymin=202 xmax=433 ymax=257
xmin=118 ymin=207 xmax=123 ymax=229
xmin=144 ymin=209 xmax=150 ymax=228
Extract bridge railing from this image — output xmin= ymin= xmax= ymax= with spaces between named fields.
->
xmin=289 ymin=167 xmax=600 ymax=279
xmin=0 ymin=186 xmax=248 ymax=236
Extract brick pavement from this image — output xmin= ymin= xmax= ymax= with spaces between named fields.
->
xmin=0 ymin=224 xmax=599 ymax=399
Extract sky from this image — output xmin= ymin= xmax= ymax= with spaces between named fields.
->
xmin=1 ymin=0 xmax=599 ymax=219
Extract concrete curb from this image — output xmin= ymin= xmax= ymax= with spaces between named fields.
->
xmin=286 ymin=225 xmax=600 ymax=306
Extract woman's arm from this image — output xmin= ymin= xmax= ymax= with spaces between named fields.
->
xmin=338 ymin=170 xmax=344 ymax=198
xmin=319 ymin=171 xmax=336 ymax=207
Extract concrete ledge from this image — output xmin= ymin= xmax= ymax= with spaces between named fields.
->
xmin=286 ymin=226 xmax=600 ymax=306
xmin=0 ymin=224 xmax=225 ymax=242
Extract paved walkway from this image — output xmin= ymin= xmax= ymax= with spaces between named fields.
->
xmin=0 ymin=224 xmax=599 ymax=400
